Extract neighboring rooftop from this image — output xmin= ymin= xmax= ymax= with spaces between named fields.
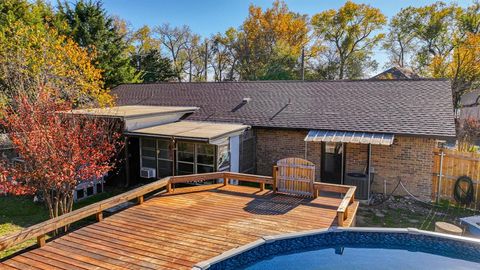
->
xmin=70 ymin=105 xmax=198 ymax=118
xmin=112 ymin=80 xmax=456 ymax=138
xmin=371 ymin=67 xmax=421 ymax=80
xmin=128 ymin=120 xmax=249 ymax=143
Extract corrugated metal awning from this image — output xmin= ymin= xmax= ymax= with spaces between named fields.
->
xmin=304 ymin=130 xmax=394 ymax=145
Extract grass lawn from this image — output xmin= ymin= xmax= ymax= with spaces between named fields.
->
xmin=0 ymin=187 xmax=125 ymax=259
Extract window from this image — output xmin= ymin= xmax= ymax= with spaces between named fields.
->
xmin=86 ymin=186 xmax=94 ymax=196
xmin=141 ymin=138 xmax=156 ymax=169
xmin=96 ymin=183 xmax=103 ymax=193
xmin=197 ymin=144 xmax=215 ymax=173
xmin=141 ymin=138 xmax=174 ymax=178
xmin=176 ymin=142 xmax=216 ymax=175
xmin=177 ymin=142 xmax=195 ymax=175
xmin=157 ymin=139 xmax=173 ymax=177
xmin=76 ymin=189 xmax=84 ymax=200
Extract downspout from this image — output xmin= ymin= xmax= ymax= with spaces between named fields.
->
xmin=304 ymin=141 xmax=308 ymax=159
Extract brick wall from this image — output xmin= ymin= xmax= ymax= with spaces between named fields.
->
xmin=345 ymin=143 xmax=368 ymax=174
xmin=255 ymin=128 xmax=437 ymax=200
xmin=255 ymin=128 xmax=321 ymax=179
xmin=370 ymin=136 xmax=436 ymax=200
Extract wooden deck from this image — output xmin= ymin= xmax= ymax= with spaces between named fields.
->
xmin=0 ymin=184 xmax=357 ymax=270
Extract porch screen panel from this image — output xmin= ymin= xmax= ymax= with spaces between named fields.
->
xmin=177 ymin=142 xmax=195 ymax=175
xmin=157 ymin=139 xmax=173 ymax=177
xmin=196 ymin=144 xmax=215 ymax=173
xmin=176 ymin=141 xmax=216 ymax=175
xmin=141 ymin=138 xmax=156 ymax=169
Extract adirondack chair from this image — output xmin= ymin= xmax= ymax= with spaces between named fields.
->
xmin=274 ymin=157 xmax=316 ymax=197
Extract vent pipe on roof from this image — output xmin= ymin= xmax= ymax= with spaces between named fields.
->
xmin=232 ymin=98 xmax=251 ymax=112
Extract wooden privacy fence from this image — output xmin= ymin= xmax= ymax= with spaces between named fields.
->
xmin=432 ymin=148 xmax=480 ymax=209
xmin=275 ymin=157 xmax=316 ymax=197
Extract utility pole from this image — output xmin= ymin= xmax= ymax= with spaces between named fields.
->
xmin=204 ymin=40 xmax=208 ymax=81
xmin=301 ymin=46 xmax=305 ymax=81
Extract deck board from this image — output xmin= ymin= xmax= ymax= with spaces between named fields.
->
xmin=1 ymin=184 xmax=357 ymax=270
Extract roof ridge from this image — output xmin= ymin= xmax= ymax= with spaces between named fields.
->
xmin=114 ymin=78 xmax=449 ymax=88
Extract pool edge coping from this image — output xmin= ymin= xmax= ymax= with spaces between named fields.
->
xmin=192 ymin=227 xmax=480 ymax=270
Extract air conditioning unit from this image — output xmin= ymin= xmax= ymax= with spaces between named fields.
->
xmin=140 ymin=167 xmax=156 ymax=179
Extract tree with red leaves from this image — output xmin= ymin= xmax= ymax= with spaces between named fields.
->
xmin=0 ymin=90 xmax=122 ymax=219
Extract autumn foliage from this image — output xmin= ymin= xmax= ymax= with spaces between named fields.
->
xmin=0 ymin=90 xmax=122 ymax=219
xmin=0 ymin=21 xmax=113 ymax=108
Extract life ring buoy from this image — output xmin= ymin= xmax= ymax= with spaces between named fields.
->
xmin=453 ymin=176 xmax=474 ymax=205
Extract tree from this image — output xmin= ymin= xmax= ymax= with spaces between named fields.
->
xmin=408 ymin=2 xmax=460 ymax=74
xmin=386 ymin=2 xmax=480 ymax=107
xmin=210 ymin=29 xmax=240 ymax=81
xmin=0 ymin=0 xmax=62 ymax=29
xmin=0 ymin=90 xmax=122 ymax=219
xmin=131 ymin=49 xmax=175 ymax=82
xmin=130 ymin=26 xmax=175 ymax=82
xmin=457 ymin=117 xmax=480 ymax=152
xmin=0 ymin=21 xmax=112 ymax=107
xmin=57 ymin=0 xmax=139 ymax=88
xmin=311 ymin=1 xmax=386 ymax=79
xmin=209 ymin=27 xmax=242 ymax=81
xmin=236 ymin=0 xmax=308 ymax=80
xmin=155 ymin=23 xmax=191 ymax=82
xmin=430 ymin=33 xmax=480 ymax=107
xmin=383 ymin=7 xmax=417 ymax=68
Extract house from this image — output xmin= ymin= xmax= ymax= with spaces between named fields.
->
xmin=91 ymin=79 xmax=455 ymax=201
xmin=0 ymin=133 xmax=106 ymax=201
xmin=458 ymin=89 xmax=480 ymax=120
xmin=371 ymin=67 xmax=421 ymax=80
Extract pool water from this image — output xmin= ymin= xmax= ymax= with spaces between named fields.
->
xmin=242 ymin=246 xmax=479 ymax=270
xmin=207 ymin=231 xmax=480 ymax=270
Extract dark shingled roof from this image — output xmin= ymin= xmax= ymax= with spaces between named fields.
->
xmin=112 ymin=79 xmax=456 ymax=138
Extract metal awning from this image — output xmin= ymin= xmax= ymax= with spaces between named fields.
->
xmin=304 ymin=130 xmax=394 ymax=145
xmin=126 ymin=120 xmax=249 ymax=144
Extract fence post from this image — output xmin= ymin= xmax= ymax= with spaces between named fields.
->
xmin=436 ymin=149 xmax=445 ymax=203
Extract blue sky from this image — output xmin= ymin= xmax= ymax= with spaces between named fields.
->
xmin=97 ymin=0 xmax=470 ymax=70
xmin=101 ymin=0 xmax=469 ymax=37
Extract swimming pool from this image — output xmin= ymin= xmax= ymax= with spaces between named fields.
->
xmin=193 ymin=228 xmax=480 ymax=270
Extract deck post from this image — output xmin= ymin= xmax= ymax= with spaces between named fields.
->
xmin=37 ymin=234 xmax=46 ymax=247
xmin=138 ymin=195 xmax=144 ymax=204
xmin=166 ymin=182 xmax=172 ymax=193
xmin=260 ymin=182 xmax=265 ymax=191
xmin=272 ymin=166 xmax=278 ymax=193
xmin=96 ymin=212 xmax=103 ymax=222
xmin=337 ymin=212 xmax=345 ymax=227
xmin=223 ymin=177 xmax=229 ymax=186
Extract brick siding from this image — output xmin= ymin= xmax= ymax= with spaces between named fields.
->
xmin=254 ymin=128 xmax=436 ymax=200
xmin=255 ymin=128 xmax=321 ymax=179
xmin=370 ymin=136 xmax=436 ymax=200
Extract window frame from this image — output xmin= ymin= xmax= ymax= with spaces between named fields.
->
xmin=140 ymin=138 xmax=157 ymax=170
xmin=176 ymin=141 xmax=216 ymax=175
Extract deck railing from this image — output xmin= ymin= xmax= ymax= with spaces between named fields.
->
xmin=0 ymin=172 xmax=355 ymax=252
